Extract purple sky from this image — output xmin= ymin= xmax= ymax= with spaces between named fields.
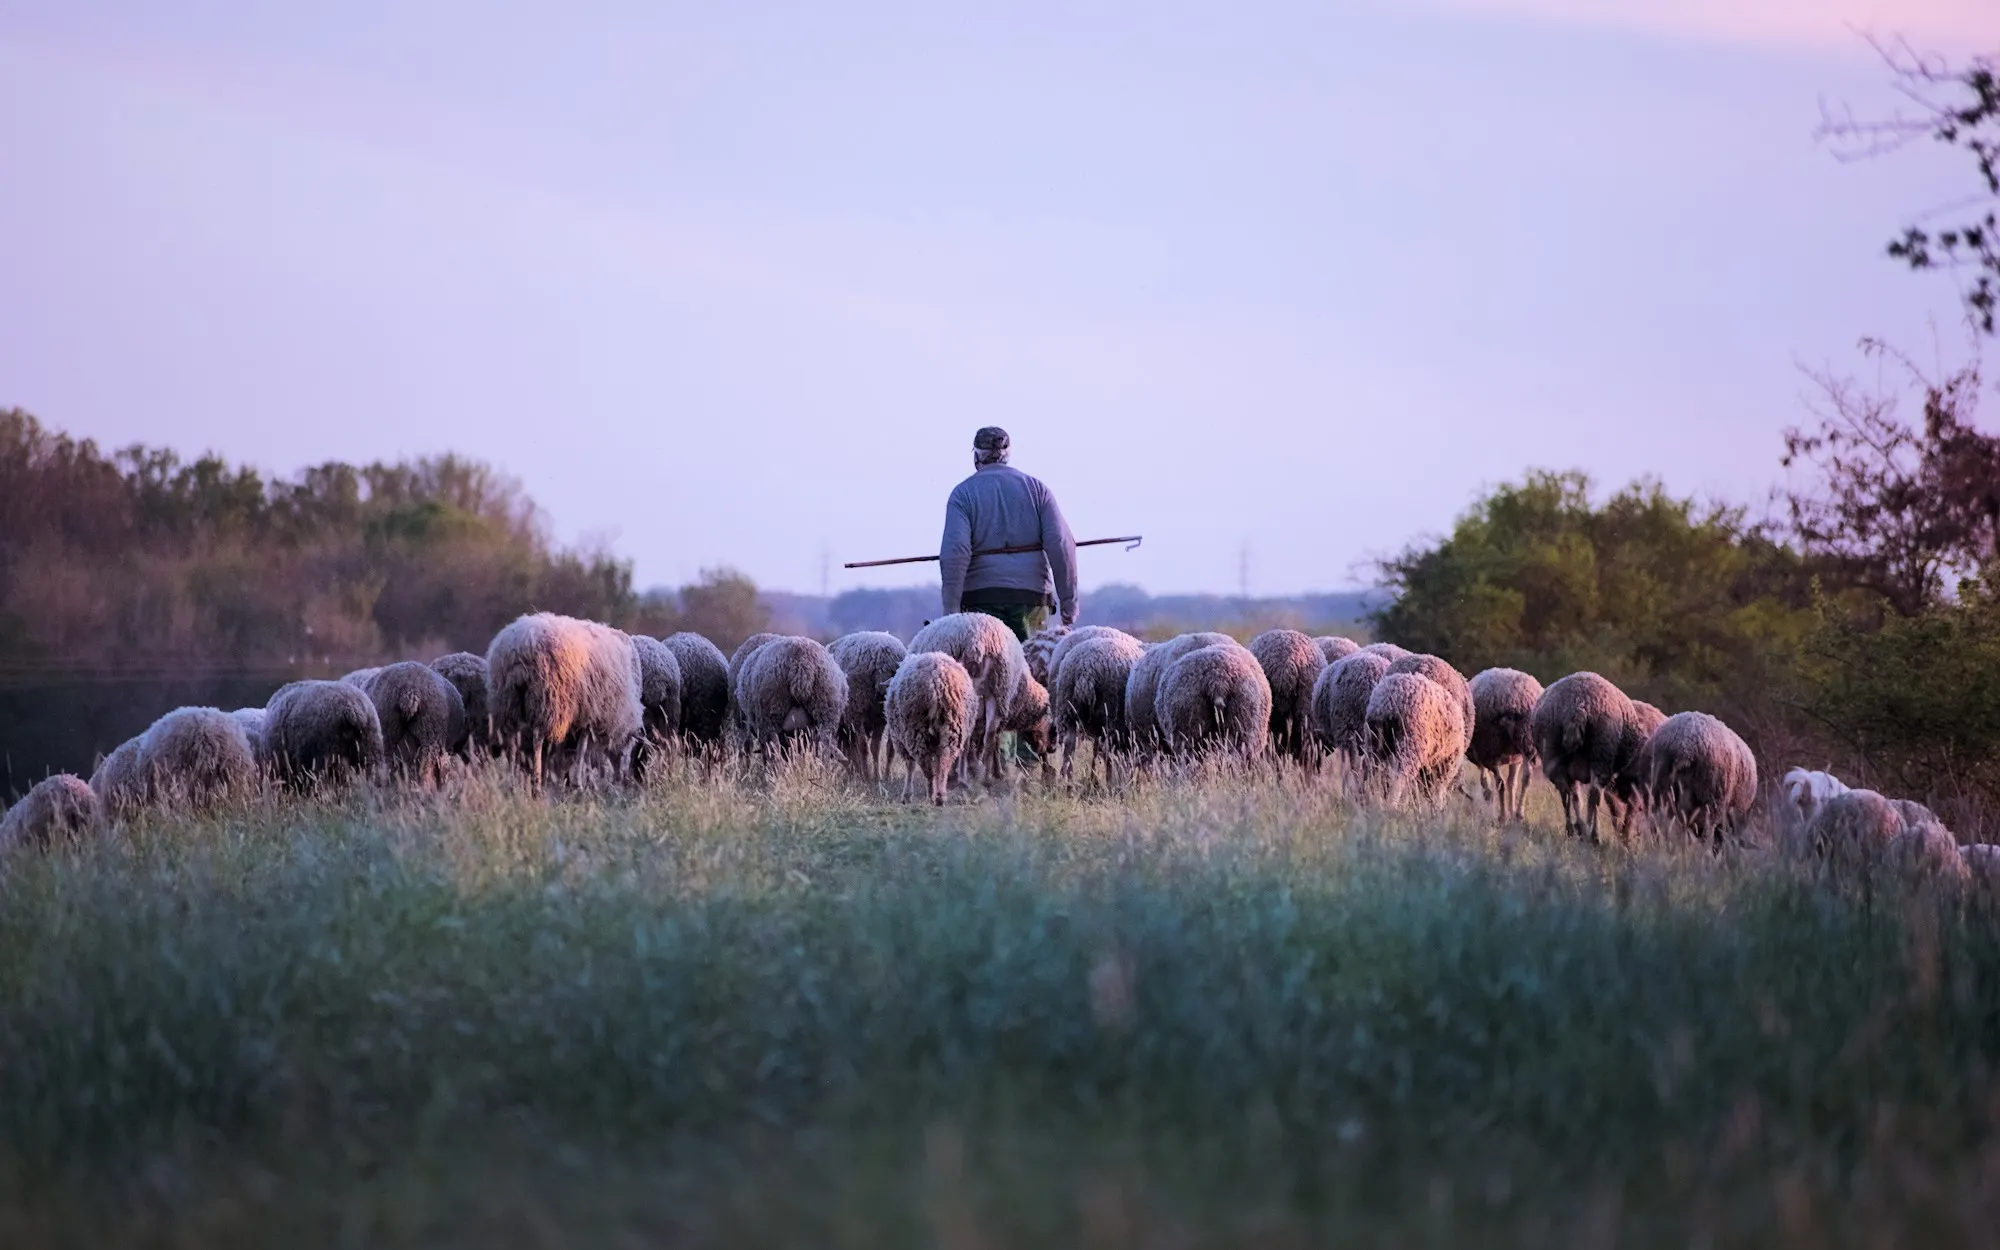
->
xmin=3 ymin=2 xmax=1995 ymax=596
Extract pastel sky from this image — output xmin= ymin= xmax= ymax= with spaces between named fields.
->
xmin=2 ymin=2 xmax=1994 ymax=596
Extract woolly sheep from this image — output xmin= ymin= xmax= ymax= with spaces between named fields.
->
xmin=1124 ymin=632 xmax=1236 ymax=757
xmin=662 ymin=632 xmax=731 ymax=749
xmin=90 ymin=737 xmax=145 ymax=818
xmin=352 ymin=661 xmax=468 ymax=782
xmin=908 ymin=613 xmax=1028 ymax=780
xmin=1309 ymin=650 xmax=1393 ymax=767
xmin=629 ymin=634 xmax=685 ymax=747
xmin=1782 ymin=768 xmax=1850 ymax=828
xmin=1155 ymin=642 xmax=1272 ymax=762
xmin=1249 ymin=629 xmax=1327 ymax=761
xmin=261 ymin=680 xmax=385 ymax=789
xmin=1637 ymin=711 xmax=1758 ymax=849
xmin=340 ymin=667 xmax=382 ymax=688
xmin=228 ymin=707 xmax=267 ymax=753
xmin=1360 ymin=641 xmax=1412 ymax=664
xmin=1002 ymin=670 xmax=1055 ymax=778
xmin=1050 ymin=631 xmax=1148 ymax=785
xmin=486 ymin=613 xmax=644 ymax=784
xmin=1889 ymin=798 xmax=1949 ymax=837
xmin=136 ymin=706 xmax=260 ymax=814
xmin=429 ymin=652 xmax=493 ymax=753
xmin=1363 ymin=671 xmax=1466 ymax=811
xmin=0 ymin=774 xmax=101 ymax=852
xmin=828 ymin=631 xmax=908 ymax=778
xmin=1467 ymin=667 xmax=1543 ymax=822
xmin=1314 ymin=636 xmax=1361 ymax=665
xmin=1021 ymin=624 xmax=1069 ymax=687
xmin=1531 ymin=672 xmax=1648 ymax=843
xmin=727 ymin=632 xmax=782 ymax=705
xmin=1886 ymin=823 xmax=1971 ymax=885
xmin=736 ymin=635 xmax=849 ymax=754
xmin=885 ymin=650 xmax=977 ymax=805
xmin=1047 ymin=626 xmax=1140 ymax=691
xmin=1805 ymin=789 xmax=1904 ymax=883
xmin=1385 ymin=654 xmax=1474 ymax=756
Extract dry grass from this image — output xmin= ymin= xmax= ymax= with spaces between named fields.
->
xmin=0 ymin=757 xmax=1996 ymax=1247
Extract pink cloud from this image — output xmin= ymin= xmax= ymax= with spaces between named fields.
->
xmin=1416 ymin=0 xmax=1998 ymax=51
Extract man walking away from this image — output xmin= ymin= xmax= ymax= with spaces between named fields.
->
xmin=939 ymin=427 xmax=1079 ymax=640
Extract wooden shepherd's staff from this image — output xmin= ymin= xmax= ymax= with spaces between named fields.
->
xmin=844 ymin=536 xmax=1143 ymax=570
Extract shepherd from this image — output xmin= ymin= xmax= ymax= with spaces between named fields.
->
xmin=940 ymin=427 xmax=1079 ymax=641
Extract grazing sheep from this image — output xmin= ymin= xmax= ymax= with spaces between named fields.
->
xmin=1155 ymin=642 xmax=1272 ymax=762
xmin=629 ymin=634 xmax=685 ymax=746
xmin=261 ymin=680 xmax=386 ymax=789
xmin=1047 ymin=626 xmax=1140 ymax=690
xmin=1637 ymin=711 xmax=1758 ymax=849
xmin=1360 ymin=641 xmax=1412 ymax=664
xmin=727 ymin=632 xmax=783 ymax=705
xmin=0 ymin=774 xmax=101 ymax=852
xmin=228 ymin=707 xmax=268 ymax=754
xmin=828 ymin=631 xmax=908 ymax=778
xmin=1021 ymin=624 xmax=1069 ymax=686
xmin=1805 ymin=789 xmax=1905 ymax=882
xmin=1314 ymin=636 xmax=1360 ymax=665
xmin=1309 ymin=650 xmax=1393 ymax=770
xmin=352 ymin=662 xmax=469 ymax=782
xmin=1124 ymin=632 xmax=1236 ymax=758
xmin=908 ymin=613 xmax=1029 ymax=780
xmin=136 ymin=706 xmax=260 ymax=814
xmin=1249 ymin=629 xmax=1327 ymax=761
xmin=90 ymin=737 xmax=145 ymax=818
xmin=1530 ymin=672 xmax=1647 ymax=843
xmin=1002 ymin=671 xmax=1055 ymax=778
xmin=1782 ymin=768 xmax=1851 ymax=829
xmin=736 ymin=636 xmax=849 ymax=755
xmin=1050 ymin=632 xmax=1148 ymax=785
xmin=1385 ymin=654 xmax=1474 ymax=755
xmin=885 ymin=651 xmax=977 ymax=805
xmin=1363 ymin=672 xmax=1466 ymax=811
xmin=1467 ymin=668 xmax=1543 ymax=822
xmin=486 ymin=613 xmax=644 ymax=784
xmin=1887 ymin=823 xmax=1971 ymax=885
xmin=429 ymin=652 xmax=492 ymax=753
xmin=662 ymin=633 xmax=731 ymax=750
xmin=1889 ymin=798 xmax=1949 ymax=837
xmin=340 ymin=667 xmax=382 ymax=688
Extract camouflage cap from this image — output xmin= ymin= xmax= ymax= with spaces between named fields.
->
xmin=973 ymin=426 xmax=1010 ymax=453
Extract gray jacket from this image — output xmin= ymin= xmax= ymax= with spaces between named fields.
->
xmin=939 ymin=464 xmax=1079 ymax=622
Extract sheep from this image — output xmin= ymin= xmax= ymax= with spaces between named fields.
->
xmin=728 ymin=633 xmax=782 ymax=704
xmin=340 ymin=667 xmax=382 ymax=688
xmin=0 ymin=774 xmax=101 ymax=852
xmin=828 ymin=631 xmax=908 ymax=778
xmin=1964 ymin=844 xmax=2000 ymax=888
xmin=1360 ymin=641 xmax=1412 ymax=664
xmin=736 ymin=635 xmax=849 ymax=755
xmin=1637 ymin=711 xmax=1758 ymax=849
xmin=1002 ymin=671 xmax=1055 ymax=780
xmin=662 ymin=632 xmax=731 ymax=750
xmin=1889 ymin=798 xmax=1949 ymax=837
xmin=1021 ymin=624 xmax=1069 ymax=686
xmin=885 ymin=651 xmax=977 ymax=805
xmin=1314 ymin=636 xmax=1360 ymax=665
xmin=1309 ymin=650 xmax=1393 ymax=773
xmin=135 ymin=706 xmax=260 ymax=814
xmin=1154 ymin=642 xmax=1272 ymax=763
xmin=1363 ymin=672 xmax=1466 ymax=811
xmin=1530 ymin=672 xmax=1648 ymax=843
xmin=1248 ymin=629 xmax=1327 ymax=761
xmin=485 ymin=613 xmax=644 ymax=785
xmin=1886 ymin=822 xmax=1971 ymax=885
xmin=1385 ymin=654 xmax=1474 ymax=756
xmin=1047 ymin=626 xmax=1141 ymax=691
xmin=1124 ymin=632 xmax=1236 ymax=759
xmin=1467 ymin=667 xmax=1543 ymax=822
xmin=1050 ymin=631 xmax=1148 ymax=785
xmin=1804 ymin=789 xmax=1905 ymax=882
xmin=261 ymin=680 xmax=386 ymax=789
xmin=90 ymin=737 xmax=145 ymax=818
xmin=908 ymin=613 xmax=1029 ymax=780
xmin=629 ymin=633 xmax=685 ymax=747
xmin=1782 ymin=768 xmax=1851 ymax=828
xmin=429 ymin=652 xmax=493 ymax=753
xmin=228 ymin=707 xmax=267 ymax=754
xmin=351 ymin=661 xmax=469 ymax=782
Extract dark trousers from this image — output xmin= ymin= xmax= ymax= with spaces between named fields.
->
xmin=958 ymin=596 xmax=1049 ymax=642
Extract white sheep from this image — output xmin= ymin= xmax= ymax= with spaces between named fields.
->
xmin=736 ymin=635 xmax=849 ymax=756
xmin=1530 ymin=672 xmax=1649 ymax=843
xmin=1154 ymin=642 xmax=1272 ymax=764
xmin=1466 ymin=668 xmax=1543 ymax=822
xmin=351 ymin=661 xmax=469 ymax=783
xmin=1363 ymin=672 xmax=1465 ymax=811
xmin=1385 ymin=653 xmax=1474 ymax=757
xmin=260 ymin=680 xmax=386 ymax=790
xmin=1782 ymin=769 xmax=1851 ymax=829
xmin=828 ymin=631 xmax=908 ymax=778
xmin=1021 ymin=624 xmax=1069 ymax=687
xmin=908 ymin=613 xmax=1028 ymax=781
xmin=0 ymin=774 xmax=102 ymax=851
xmin=1314 ymin=636 xmax=1360 ymax=665
xmin=1047 ymin=626 xmax=1141 ymax=691
xmin=1248 ymin=629 xmax=1327 ymax=762
xmin=135 ymin=706 xmax=260 ymax=814
xmin=885 ymin=650 xmax=977 ymax=805
xmin=1309 ymin=650 xmax=1392 ymax=778
xmin=1636 ymin=711 xmax=1758 ymax=849
xmin=485 ymin=613 xmax=644 ymax=785
xmin=430 ymin=651 xmax=493 ymax=754
xmin=1050 ymin=631 xmax=1148 ymax=786
xmin=1124 ymin=632 xmax=1235 ymax=760
xmin=628 ymin=634 xmax=685 ymax=780
xmin=662 ymin=632 xmax=731 ymax=751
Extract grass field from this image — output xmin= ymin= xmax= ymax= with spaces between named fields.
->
xmin=2 ymin=761 xmax=1997 ymax=1247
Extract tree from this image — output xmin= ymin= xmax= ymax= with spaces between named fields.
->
xmin=671 ymin=567 xmax=769 ymax=655
xmin=1782 ymin=340 xmax=2000 ymax=617
xmin=1822 ymin=44 xmax=2000 ymax=333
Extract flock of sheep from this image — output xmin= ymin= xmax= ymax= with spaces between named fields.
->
xmin=0 ymin=611 xmax=1992 ymax=890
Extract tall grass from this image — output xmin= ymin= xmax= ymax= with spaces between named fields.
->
xmin=1 ymin=763 xmax=1996 ymax=1247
